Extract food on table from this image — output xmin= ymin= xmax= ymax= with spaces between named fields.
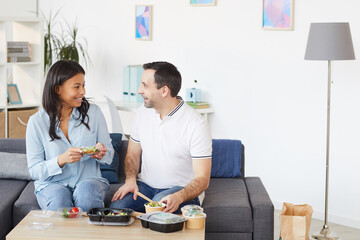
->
xmin=81 ymin=146 xmax=100 ymax=155
xmin=181 ymin=204 xmax=204 ymax=216
xmin=183 ymin=210 xmax=205 ymax=218
xmin=87 ymin=208 xmax=134 ymax=224
xmin=104 ymin=210 xmax=127 ymax=216
xmin=60 ymin=207 xmax=81 ymax=218
xmin=144 ymin=202 xmax=165 ymax=213
xmin=181 ymin=204 xmax=203 ymax=212
xmin=145 ymin=201 xmax=162 ymax=207
xmin=72 ymin=207 xmax=79 ymax=212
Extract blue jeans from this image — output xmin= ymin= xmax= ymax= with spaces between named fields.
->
xmin=36 ymin=179 xmax=110 ymax=212
xmin=109 ymin=181 xmax=200 ymax=214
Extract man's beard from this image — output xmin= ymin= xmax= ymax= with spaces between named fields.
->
xmin=144 ymin=99 xmax=154 ymax=108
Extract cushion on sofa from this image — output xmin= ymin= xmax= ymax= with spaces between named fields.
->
xmin=211 ymin=139 xmax=243 ymax=178
xmin=117 ymin=140 xmax=128 ymax=183
xmin=0 ymin=152 xmax=33 ymax=181
xmin=0 ymin=138 xmax=26 ymax=154
xmin=202 ymin=178 xmax=253 ymax=233
xmin=0 ymin=180 xmax=28 ymax=239
xmin=100 ymin=133 xmax=122 ymax=183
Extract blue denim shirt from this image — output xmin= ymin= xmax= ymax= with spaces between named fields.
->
xmin=26 ymin=104 xmax=114 ymax=193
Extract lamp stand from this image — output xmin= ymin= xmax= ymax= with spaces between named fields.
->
xmin=312 ymin=61 xmax=339 ymax=240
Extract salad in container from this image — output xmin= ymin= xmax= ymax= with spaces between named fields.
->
xmin=58 ymin=207 xmax=82 ymax=219
xmin=181 ymin=204 xmax=204 ymax=215
xmin=81 ymin=146 xmax=100 ymax=156
xmin=144 ymin=202 xmax=166 ymax=213
xmin=87 ymin=208 xmax=133 ymax=223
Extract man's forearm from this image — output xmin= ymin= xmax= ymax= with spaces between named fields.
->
xmin=124 ymin=156 xmax=139 ymax=181
xmin=174 ymin=176 xmax=209 ymax=203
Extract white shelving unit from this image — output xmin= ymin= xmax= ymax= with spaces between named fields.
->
xmin=0 ymin=17 xmax=44 ymax=138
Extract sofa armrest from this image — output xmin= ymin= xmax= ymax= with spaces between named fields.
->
xmin=245 ymin=177 xmax=274 ymax=240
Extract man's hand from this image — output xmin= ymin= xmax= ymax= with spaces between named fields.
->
xmin=91 ymin=142 xmax=107 ymax=160
xmin=160 ymin=193 xmax=183 ymax=213
xmin=112 ymin=179 xmax=139 ymax=201
xmin=58 ymin=147 xmax=83 ymax=167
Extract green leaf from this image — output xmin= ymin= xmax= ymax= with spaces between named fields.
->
xmin=41 ymin=9 xmax=91 ymax=73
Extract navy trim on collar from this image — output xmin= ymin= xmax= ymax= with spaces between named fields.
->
xmin=130 ymin=136 xmax=140 ymax=143
xmin=192 ymin=155 xmax=212 ymax=159
xmin=168 ymin=97 xmax=184 ymax=117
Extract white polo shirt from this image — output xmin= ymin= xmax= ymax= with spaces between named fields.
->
xmin=130 ymin=99 xmax=212 ymax=189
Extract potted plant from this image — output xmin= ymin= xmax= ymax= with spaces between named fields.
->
xmin=42 ymin=11 xmax=91 ymax=74
xmin=43 ymin=10 xmax=61 ymax=73
xmin=58 ymin=20 xmax=90 ymax=69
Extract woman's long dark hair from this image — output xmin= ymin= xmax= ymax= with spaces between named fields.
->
xmin=43 ymin=60 xmax=90 ymax=141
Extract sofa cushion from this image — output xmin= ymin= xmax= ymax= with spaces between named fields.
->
xmin=211 ymin=139 xmax=243 ymax=178
xmin=13 ymin=181 xmax=40 ymax=228
xmin=0 ymin=138 xmax=26 ymax=154
xmin=117 ymin=140 xmax=128 ymax=183
xmin=100 ymin=133 xmax=122 ymax=183
xmin=202 ymin=178 xmax=253 ymax=233
xmin=0 ymin=179 xmax=28 ymax=239
xmin=104 ymin=183 xmax=124 ymax=207
xmin=0 ymin=152 xmax=33 ymax=181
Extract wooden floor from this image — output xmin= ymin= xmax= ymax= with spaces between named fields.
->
xmin=274 ymin=210 xmax=360 ymax=240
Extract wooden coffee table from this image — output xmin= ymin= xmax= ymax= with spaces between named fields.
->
xmin=7 ymin=210 xmax=204 ymax=240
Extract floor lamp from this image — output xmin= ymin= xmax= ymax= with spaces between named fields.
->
xmin=304 ymin=23 xmax=355 ymax=240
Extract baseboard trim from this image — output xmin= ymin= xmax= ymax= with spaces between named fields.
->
xmin=273 ymin=200 xmax=360 ymax=229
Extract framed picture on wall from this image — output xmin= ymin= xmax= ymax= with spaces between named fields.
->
xmin=262 ymin=0 xmax=294 ymax=30
xmin=135 ymin=5 xmax=152 ymax=40
xmin=190 ymin=0 xmax=216 ymax=6
xmin=7 ymin=84 xmax=22 ymax=104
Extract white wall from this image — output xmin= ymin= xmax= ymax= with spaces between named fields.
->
xmin=38 ymin=0 xmax=360 ymax=228
xmin=0 ymin=0 xmax=37 ymax=17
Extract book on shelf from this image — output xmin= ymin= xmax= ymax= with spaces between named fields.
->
xmin=186 ymin=101 xmax=210 ymax=109
xmin=7 ymin=48 xmax=31 ymax=53
xmin=7 ymin=41 xmax=31 ymax=63
xmin=7 ymin=56 xmax=31 ymax=62
xmin=7 ymin=41 xmax=29 ymax=47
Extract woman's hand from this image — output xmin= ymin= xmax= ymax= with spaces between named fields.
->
xmin=58 ymin=147 xmax=83 ymax=167
xmin=91 ymin=142 xmax=107 ymax=160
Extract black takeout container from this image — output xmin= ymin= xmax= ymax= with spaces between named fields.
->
xmin=138 ymin=211 xmax=187 ymax=233
xmin=87 ymin=208 xmax=133 ymax=223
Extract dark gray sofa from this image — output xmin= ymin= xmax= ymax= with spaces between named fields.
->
xmin=0 ymin=138 xmax=274 ymax=240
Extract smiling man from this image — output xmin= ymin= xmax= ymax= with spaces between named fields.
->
xmin=110 ymin=61 xmax=212 ymax=213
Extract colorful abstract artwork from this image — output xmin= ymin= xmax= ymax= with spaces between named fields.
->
xmin=262 ymin=0 xmax=293 ymax=30
xmin=190 ymin=0 xmax=216 ymax=6
xmin=136 ymin=5 xmax=152 ymax=40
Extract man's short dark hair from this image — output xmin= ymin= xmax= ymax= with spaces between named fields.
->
xmin=143 ymin=61 xmax=182 ymax=97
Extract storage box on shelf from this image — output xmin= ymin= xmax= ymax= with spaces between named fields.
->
xmin=0 ymin=111 xmax=4 ymax=137
xmin=0 ymin=17 xmax=44 ymax=138
xmin=8 ymin=108 xmax=37 ymax=138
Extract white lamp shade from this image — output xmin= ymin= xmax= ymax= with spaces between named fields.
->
xmin=305 ymin=22 xmax=355 ymax=61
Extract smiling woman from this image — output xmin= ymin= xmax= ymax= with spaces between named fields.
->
xmin=42 ymin=60 xmax=88 ymax=141
xmin=25 ymin=59 xmax=114 ymax=212
xmin=57 ymin=73 xmax=86 ymax=110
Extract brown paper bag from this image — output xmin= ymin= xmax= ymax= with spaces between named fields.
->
xmin=279 ymin=202 xmax=313 ymax=240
